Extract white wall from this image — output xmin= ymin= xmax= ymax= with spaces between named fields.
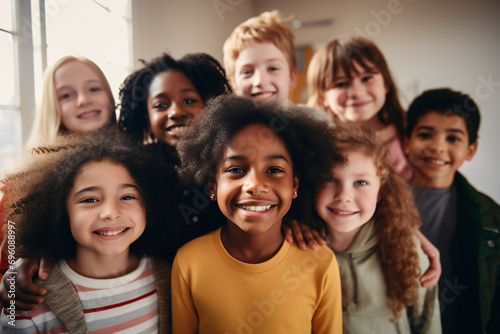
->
xmin=131 ymin=0 xmax=500 ymax=202
xmin=131 ymin=0 xmax=255 ymax=67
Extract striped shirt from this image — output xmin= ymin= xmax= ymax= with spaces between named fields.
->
xmin=1 ymin=257 xmax=158 ymax=333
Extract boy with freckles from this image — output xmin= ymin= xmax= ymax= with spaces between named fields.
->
xmin=404 ymin=88 xmax=500 ymax=334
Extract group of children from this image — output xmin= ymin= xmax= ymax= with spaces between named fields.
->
xmin=0 ymin=9 xmax=498 ymax=334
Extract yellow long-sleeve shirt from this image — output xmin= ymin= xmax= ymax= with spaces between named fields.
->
xmin=171 ymin=227 xmax=342 ymax=333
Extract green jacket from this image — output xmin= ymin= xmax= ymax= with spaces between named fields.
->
xmin=335 ymin=220 xmax=442 ymax=334
xmin=453 ymin=172 xmax=500 ymax=334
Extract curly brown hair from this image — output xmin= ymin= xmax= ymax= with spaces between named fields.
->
xmin=313 ymin=123 xmax=421 ymax=319
xmin=2 ymin=128 xmax=181 ymax=262
xmin=176 ymin=94 xmax=340 ymax=226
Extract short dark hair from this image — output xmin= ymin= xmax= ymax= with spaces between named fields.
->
xmin=118 ymin=53 xmax=232 ymax=145
xmin=406 ymin=88 xmax=481 ymax=144
xmin=176 ymin=94 xmax=340 ymax=227
xmin=2 ymin=128 xmax=180 ymax=262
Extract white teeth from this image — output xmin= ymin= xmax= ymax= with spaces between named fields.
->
xmin=425 ymin=158 xmax=446 ymax=165
xmin=239 ymin=205 xmax=272 ymax=212
xmin=79 ymin=110 xmax=99 ymax=118
xmin=167 ymin=126 xmax=185 ymax=132
xmin=253 ymin=92 xmax=274 ymax=101
xmin=95 ymin=228 xmax=127 ymax=236
xmin=333 ymin=210 xmax=354 ymax=215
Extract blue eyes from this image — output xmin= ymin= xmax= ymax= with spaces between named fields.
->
xmin=325 ymin=177 xmax=367 ymax=186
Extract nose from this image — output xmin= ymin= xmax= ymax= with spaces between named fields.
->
xmin=99 ymin=200 xmax=121 ymax=221
xmin=253 ymin=69 xmax=270 ymax=86
xmin=347 ymin=78 xmax=366 ymax=97
xmin=243 ymin=170 xmax=268 ymax=195
xmin=333 ymin=183 xmax=353 ymax=202
xmin=168 ymin=101 xmax=187 ymax=120
xmin=77 ymin=91 xmax=91 ymax=106
xmin=428 ymin=132 xmax=445 ymax=154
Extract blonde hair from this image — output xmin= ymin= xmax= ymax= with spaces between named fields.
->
xmin=223 ymin=10 xmax=297 ymax=84
xmin=26 ymin=56 xmax=115 ymax=148
xmin=307 ymin=36 xmax=405 ymax=140
xmin=321 ymin=124 xmax=421 ymax=319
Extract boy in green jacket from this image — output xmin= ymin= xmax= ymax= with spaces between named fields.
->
xmin=404 ymin=88 xmax=500 ymax=334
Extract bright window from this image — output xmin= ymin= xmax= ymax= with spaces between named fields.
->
xmin=0 ymin=0 xmax=132 ymax=175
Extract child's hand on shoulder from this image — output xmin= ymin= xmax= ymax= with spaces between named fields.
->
xmin=283 ymin=220 xmax=326 ymax=250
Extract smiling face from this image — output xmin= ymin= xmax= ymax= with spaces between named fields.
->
xmin=213 ymin=124 xmax=298 ymax=236
xmin=66 ymin=161 xmax=146 ymax=260
xmin=147 ymin=70 xmax=204 ymax=147
xmin=315 ymin=151 xmax=380 ymax=244
xmin=233 ymin=42 xmax=297 ymax=104
xmin=55 ymin=60 xmax=114 ymax=133
xmin=404 ymin=111 xmax=478 ymax=188
xmin=323 ymin=60 xmax=387 ymax=124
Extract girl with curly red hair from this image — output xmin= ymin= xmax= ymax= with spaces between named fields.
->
xmin=313 ymin=124 xmax=442 ymax=333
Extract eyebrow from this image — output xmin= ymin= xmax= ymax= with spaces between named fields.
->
xmin=151 ymin=88 xmax=197 ymax=99
xmin=239 ymin=58 xmax=285 ymax=66
xmin=73 ymin=184 xmax=139 ymax=198
xmin=225 ymin=154 xmax=290 ymax=164
xmin=56 ymin=80 xmax=102 ymax=90
xmin=416 ymin=125 xmax=466 ymax=135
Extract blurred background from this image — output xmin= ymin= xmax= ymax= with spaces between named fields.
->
xmin=1 ymin=0 xmax=499 ymax=202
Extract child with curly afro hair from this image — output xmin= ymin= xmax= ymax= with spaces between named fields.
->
xmin=171 ymin=94 xmax=343 ymax=333
xmin=1 ymin=129 xmax=179 ymax=333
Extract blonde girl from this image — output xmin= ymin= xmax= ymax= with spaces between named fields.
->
xmin=312 ymin=124 xmax=441 ymax=333
xmin=27 ymin=55 xmax=116 ymax=148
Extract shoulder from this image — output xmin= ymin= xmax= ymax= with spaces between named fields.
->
xmin=455 ymin=173 xmax=500 ymax=223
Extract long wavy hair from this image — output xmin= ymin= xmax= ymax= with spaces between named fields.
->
xmin=314 ymin=124 xmax=421 ymax=319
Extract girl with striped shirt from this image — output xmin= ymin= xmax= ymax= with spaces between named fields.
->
xmin=0 ymin=130 xmax=177 ymax=333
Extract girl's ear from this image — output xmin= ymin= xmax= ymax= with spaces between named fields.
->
xmin=208 ymin=179 xmax=217 ymax=201
xmin=292 ymin=177 xmax=299 ymax=199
